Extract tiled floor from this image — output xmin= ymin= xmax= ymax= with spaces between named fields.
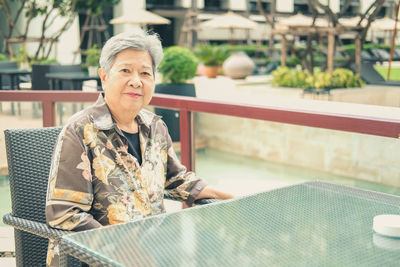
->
xmin=0 ymin=227 xmax=15 ymax=267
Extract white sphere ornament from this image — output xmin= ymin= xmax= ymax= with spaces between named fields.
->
xmin=223 ymin=51 xmax=255 ymax=79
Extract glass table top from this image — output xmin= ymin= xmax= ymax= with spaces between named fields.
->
xmin=61 ymin=181 xmax=400 ymax=266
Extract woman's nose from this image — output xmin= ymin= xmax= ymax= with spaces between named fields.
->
xmin=128 ymin=74 xmax=142 ymax=88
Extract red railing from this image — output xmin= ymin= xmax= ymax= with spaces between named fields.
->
xmin=1 ymin=90 xmax=400 ymax=171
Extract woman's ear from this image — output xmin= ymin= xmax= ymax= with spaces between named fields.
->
xmin=98 ymin=68 xmax=107 ymax=83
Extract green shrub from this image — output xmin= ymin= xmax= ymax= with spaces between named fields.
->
xmin=313 ymin=68 xmax=332 ymax=89
xmin=331 ymin=68 xmax=364 ymax=88
xmin=15 ymin=47 xmax=29 ymax=66
xmin=286 ymin=55 xmax=301 ymax=67
xmin=85 ymin=44 xmax=101 ymax=67
xmin=0 ymin=53 xmax=7 ymax=61
xmin=194 ymin=45 xmax=230 ymax=66
xmin=272 ymin=66 xmax=312 ymax=89
xmin=31 ymin=58 xmax=58 ymax=64
xmin=159 ymin=46 xmax=198 ymax=84
xmin=223 ymin=45 xmax=261 ymax=58
xmin=272 ymin=66 xmax=364 ymax=89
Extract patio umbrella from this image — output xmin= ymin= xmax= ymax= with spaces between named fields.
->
xmin=371 ymin=17 xmax=400 ymax=31
xmin=277 ymin=13 xmax=328 ymax=27
xmin=200 ymin=11 xmax=258 ymax=44
xmin=339 ymin=16 xmax=368 ymax=28
xmin=110 ymin=9 xmax=170 ymax=27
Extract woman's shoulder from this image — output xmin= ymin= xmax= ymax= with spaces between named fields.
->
xmin=63 ymin=104 xmax=100 ymax=133
xmin=138 ymin=109 xmax=169 ymax=134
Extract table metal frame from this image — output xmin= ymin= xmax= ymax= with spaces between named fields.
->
xmin=0 ymin=68 xmax=32 ymax=115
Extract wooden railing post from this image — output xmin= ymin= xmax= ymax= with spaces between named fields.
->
xmin=42 ymin=100 xmax=56 ymax=127
xmin=180 ymin=109 xmax=194 ymax=171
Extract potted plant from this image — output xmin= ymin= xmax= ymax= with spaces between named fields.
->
xmin=156 ymin=46 xmax=198 ymax=142
xmin=195 ymin=45 xmax=230 ymax=78
xmin=0 ymin=53 xmax=7 ymax=61
xmin=85 ymin=44 xmax=101 ymax=77
xmin=15 ymin=46 xmax=30 ymax=70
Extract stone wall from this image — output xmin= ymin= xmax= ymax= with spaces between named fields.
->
xmin=309 ymin=86 xmax=400 ymax=107
xmin=197 ymin=114 xmax=400 ymax=187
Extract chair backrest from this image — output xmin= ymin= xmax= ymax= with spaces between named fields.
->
xmin=31 ymin=64 xmax=82 ymax=90
xmin=31 ymin=63 xmax=59 ymax=90
xmin=0 ymin=61 xmax=18 ymax=89
xmin=50 ymin=64 xmax=82 ymax=90
xmin=4 ymin=126 xmax=62 ymax=265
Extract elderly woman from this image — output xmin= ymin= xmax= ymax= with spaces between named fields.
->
xmin=45 ymin=29 xmax=233 ymax=266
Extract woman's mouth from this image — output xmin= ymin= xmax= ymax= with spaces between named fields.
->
xmin=126 ymin=92 xmax=142 ymax=98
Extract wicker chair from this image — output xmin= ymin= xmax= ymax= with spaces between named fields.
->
xmin=3 ymin=127 xmax=81 ymax=266
xmin=3 ymin=126 xmax=216 ymax=266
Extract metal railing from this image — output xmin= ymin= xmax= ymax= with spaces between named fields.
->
xmin=1 ymin=90 xmax=400 ymax=171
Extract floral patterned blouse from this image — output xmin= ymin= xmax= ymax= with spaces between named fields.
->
xmin=45 ymin=93 xmax=206 ymax=266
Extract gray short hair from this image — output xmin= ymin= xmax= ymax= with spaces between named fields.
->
xmin=99 ymin=29 xmax=163 ymax=74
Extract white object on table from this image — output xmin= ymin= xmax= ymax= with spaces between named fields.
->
xmin=373 ymin=214 xmax=400 ymax=238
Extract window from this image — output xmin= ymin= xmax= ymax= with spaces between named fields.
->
xmin=204 ymin=0 xmax=222 ymax=10
xmin=249 ymin=1 xmax=271 ymax=13
xmin=146 ymin=0 xmax=175 ymax=9
xmin=293 ymin=4 xmax=311 ymax=14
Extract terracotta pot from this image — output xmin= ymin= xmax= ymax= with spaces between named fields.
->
xmin=223 ymin=51 xmax=255 ymax=79
xmin=204 ymin=65 xmax=220 ymax=78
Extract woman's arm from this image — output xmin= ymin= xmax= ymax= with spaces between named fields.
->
xmin=46 ymin=124 xmax=101 ymax=231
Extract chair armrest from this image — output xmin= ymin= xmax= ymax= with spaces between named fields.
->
xmin=194 ymin=198 xmax=219 ymax=205
xmin=3 ymin=213 xmax=71 ymax=240
xmin=164 ymin=192 xmax=179 ymax=201
xmin=164 ymin=192 xmax=220 ymax=205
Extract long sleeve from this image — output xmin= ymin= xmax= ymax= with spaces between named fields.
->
xmin=162 ymin=122 xmax=207 ymax=207
xmin=46 ymin=124 xmax=102 ymax=231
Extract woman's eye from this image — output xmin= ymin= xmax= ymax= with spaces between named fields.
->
xmin=142 ymin=72 xmax=151 ymax=76
xmin=121 ymin=69 xmax=130 ymax=73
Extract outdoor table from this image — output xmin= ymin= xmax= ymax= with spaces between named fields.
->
xmin=46 ymin=72 xmax=101 ymax=91
xmin=60 ymin=181 xmax=400 ymax=266
xmin=0 ymin=68 xmax=31 ymax=90
xmin=0 ymin=68 xmax=31 ymax=115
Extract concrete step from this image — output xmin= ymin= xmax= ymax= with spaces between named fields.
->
xmin=0 ymin=227 xmax=14 ymax=253
xmin=0 ymin=257 xmax=15 ymax=267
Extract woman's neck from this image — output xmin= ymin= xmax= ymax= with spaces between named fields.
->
xmin=110 ymin=106 xmax=139 ymax=133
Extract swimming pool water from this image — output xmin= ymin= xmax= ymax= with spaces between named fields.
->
xmin=195 ymin=149 xmax=400 ymax=197
xmin=0 ymin=176 xmax=11 ymax=227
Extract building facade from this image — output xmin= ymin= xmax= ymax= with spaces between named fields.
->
xmin=137 ymin=0 xmax=396 ymax=46
xmin=0 ymin=0 xmax=396 ymax=63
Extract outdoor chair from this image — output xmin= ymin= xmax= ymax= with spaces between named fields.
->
xmin=264 ymin=61 xmax=280 ymax=74
xmin=31 ymin=64 xmax=82 ymax=90
xmin=361 ymin=50 xmax=376 ymax=62
xmin=351 ymin=62 xmax=400 ymax=86
xmin=394 ymin=48 xmax=400 ymax=59
xmin=369 ymin=48 xmax=390 ymax=63
xmin=3 ymin=126 xmax=216 ymax=266
xmin=0 ymin=61 xmax=18 ymax=90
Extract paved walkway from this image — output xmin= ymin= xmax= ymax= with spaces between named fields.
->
xmin=0 ymin=227 xmax=15 ymax=266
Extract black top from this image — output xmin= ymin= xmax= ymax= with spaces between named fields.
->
xmin=121 ymin=130 xmax=142 ymax=165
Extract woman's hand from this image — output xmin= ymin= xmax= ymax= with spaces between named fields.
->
xmin=195 ymin=186 xmax=234 ymax=200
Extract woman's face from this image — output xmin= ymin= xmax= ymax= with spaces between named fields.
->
xmin=99 ymin=49 xmax=155 ymax=115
